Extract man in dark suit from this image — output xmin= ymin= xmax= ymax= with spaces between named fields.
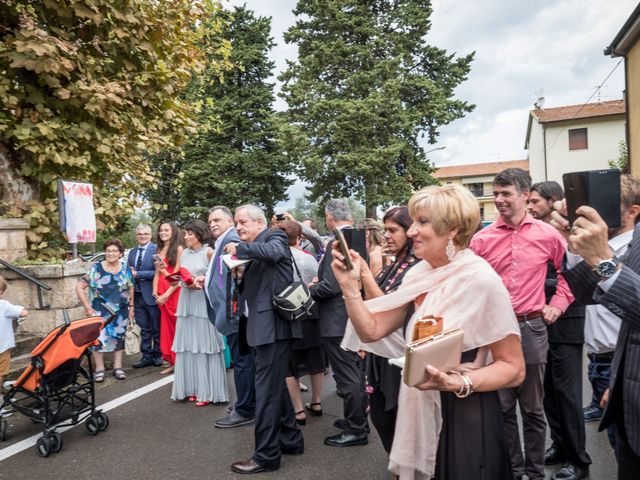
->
xmin=551 ymin=175 xmax=640 ymax=480
xmin=128 ymin=224 xmax=162 ymax=368
xmin=310 ymin=198 xmax=368 ymax=448
xmin=198 ymin=206 xmax=256 ymax=429
xmin=529 ymin=181 xmax=591 ymax=479
xmin=226 ymin=204 xmax=303 ymax=474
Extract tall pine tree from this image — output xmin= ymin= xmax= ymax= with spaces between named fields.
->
xmin=181 ymin=6 xmax=291 ymax=219
xmin=146 ymin=6 xmax=291 ymax=222
xmin=279 ymin=0 xmax=475 ymax=215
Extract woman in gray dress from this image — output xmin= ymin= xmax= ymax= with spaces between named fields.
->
xmin=171 ymin=220 xmax=228 ymax=406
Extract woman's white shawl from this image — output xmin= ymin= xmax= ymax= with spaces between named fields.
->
xmin=341 ymin=249 xmax=520 ymax=479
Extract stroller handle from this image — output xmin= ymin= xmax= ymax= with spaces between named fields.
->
xmin=101 ymin=302 xmax=119 ymax=326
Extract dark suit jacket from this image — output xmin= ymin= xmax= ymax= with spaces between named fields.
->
xmin=310 ymin=238 xmax=347 ymax=338
xmin=127 ymin=242 xmax=158 ymax=306
xmin=545 ymin=261 xmax=585 ymax=344
xmin=205 ymin=228 xmax=240 ymax=336
xmin=235 ymin=228 xmax=302 ymax=347
xmin=563 ymin=223 xmax=640 ymax=456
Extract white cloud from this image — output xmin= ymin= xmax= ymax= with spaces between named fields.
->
xmin=223 ymin=0 xmax=636 ymax=203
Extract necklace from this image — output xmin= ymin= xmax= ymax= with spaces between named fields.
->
xmin=103 ymin=261 xmax=121 ymax=274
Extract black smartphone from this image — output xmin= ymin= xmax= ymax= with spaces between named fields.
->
xmin=276 ymin=213 xmax=286 ymax=221
xmin=563 ymin=169 xmax=621 ymax=228
xmin=333 ymin=228 xmax=354 ymax=270
xmin=342 ymin=228 xmax=369 ymax=264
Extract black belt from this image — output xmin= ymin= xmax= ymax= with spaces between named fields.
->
xmin=516 ymin=311 xmax=543 ymax=322
xmin=587 ymin=351 xmax=614 ymax=362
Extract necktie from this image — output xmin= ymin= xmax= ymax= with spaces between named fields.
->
xmin=136 ymin=247 xmax=145 ymax=271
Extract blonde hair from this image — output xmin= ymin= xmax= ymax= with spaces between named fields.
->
xmin=360 ymin=218 xmax=384 ymax=248
xmin=408 ymin=184 xmax=480 ymax=248
xmin=0 ymin=275 xmax=6 ymax=294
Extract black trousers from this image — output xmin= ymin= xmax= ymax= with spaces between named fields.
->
xmin=133 ymin=292 xmax=161 ymax=360
xmin=253 ymin=340 xmax=303 ymax=469
xmin=543 ymin=341 xmax=591 ymax=468
xmin=323 ymin=336 xmax=368 ymax=435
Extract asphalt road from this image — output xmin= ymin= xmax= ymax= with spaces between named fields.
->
xmin=0 ymin=355 xmax=617 ymax=480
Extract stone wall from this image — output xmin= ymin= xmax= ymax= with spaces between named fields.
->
xmin=0 ymin=218 xmax=29 ymax=262
xmin=1 ymin=261 xmax=90 ymax=334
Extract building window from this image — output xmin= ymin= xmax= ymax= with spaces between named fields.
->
xmin=568 ymin=128 xmax=588 ymax=150
xmin=466 ymin=182 xmax=484 ymax=197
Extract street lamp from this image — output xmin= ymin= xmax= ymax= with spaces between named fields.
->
xmin=425 ymin=145 xmax=446 ymax=155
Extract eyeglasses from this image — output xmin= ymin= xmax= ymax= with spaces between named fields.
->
xmin=136 ymin=232 xmax=151 ymax=236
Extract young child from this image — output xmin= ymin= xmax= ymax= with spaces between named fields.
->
xmin=0 ymin=275 xmax=28 ymax=411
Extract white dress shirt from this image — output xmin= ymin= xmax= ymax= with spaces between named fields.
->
xmin=572 ymin=229 xmax=633 ymax=353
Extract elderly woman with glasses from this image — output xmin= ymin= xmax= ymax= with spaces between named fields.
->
xmin=76 ymin=238 xmax=134 ymax=382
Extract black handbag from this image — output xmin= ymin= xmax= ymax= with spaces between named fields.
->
xmin=273 ymin=251 xmax=317 ymax=322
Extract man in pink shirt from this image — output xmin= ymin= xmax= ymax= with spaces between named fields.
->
xmin=471 ymin=168 xmax=574 ymax=480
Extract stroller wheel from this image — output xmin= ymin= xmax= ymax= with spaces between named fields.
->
xmin=36 ymin=436 xmax=52 ymax=457
xmin=49 ymin=432 xmax=63 ymax=453
xmin=85 ymin=416 xmax=100 ymax=435
xmin=0 ymin=418 xmax=7 ymax=441
xmin=96 ymin=412 xmax=109 ymax=431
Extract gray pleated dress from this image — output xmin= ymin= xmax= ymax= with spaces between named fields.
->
xmin=171 ymin=246 xmax=229 ymax=403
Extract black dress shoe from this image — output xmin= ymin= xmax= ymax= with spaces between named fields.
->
xmin=551 ymin=464 xmax=589 ymax=480
xmin=153 ymin=358 xmax=163 ymax=367
xmin=545 ymin=445 xmax=565 ymax=465
xmin=132 ymin=358 xmax=155 ymax=369
xmin=231 ymin=458 xmax=267 ymax=474
xmin=324 ymin=432 xmax=368 ymax=447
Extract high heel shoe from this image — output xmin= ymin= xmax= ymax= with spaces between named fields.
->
xmin=195 ymin=400 xmax=211 ymax=407
xmin=305 ymin=402 xmax=322 ymax=416
xmin=295 ymin=410 xmax=306 ymax=425
xmin=187 ymin=395 xmax=197 ymax=402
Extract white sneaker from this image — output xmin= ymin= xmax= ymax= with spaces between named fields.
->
xmin=0 ymin=407 xmax=14 ymax=418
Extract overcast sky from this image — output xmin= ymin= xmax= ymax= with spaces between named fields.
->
xmin=226 ymin=0 xmax=636 ymax=206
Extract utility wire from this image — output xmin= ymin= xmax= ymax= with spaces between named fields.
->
xmin=544 ymin=58 xmax=624 ymax=153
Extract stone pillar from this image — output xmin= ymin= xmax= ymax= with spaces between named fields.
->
xmin=0 ymin=218 xmax=29 ymax=262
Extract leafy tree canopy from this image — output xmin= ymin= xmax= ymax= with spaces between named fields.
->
xmin=0 ymin=0 xmax=230 ymax=258
xmin=279 ymin=0 xmax=475 ymax=215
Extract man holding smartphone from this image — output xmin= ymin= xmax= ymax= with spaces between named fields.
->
xmin=550 ymin=174 xmax=640 ymax=479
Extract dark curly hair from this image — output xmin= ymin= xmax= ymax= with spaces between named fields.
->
xmin=184 ymin=220 xmax=211 ymax=245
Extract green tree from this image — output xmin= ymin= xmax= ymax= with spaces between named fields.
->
xmin=609 ymin=141 xmax=629 ymax=173
xmin=0 ymin=0 xmax=230 ymax=258
xmin=279 ymin=0 xmax=474 ymax=216
xmin=147 ymin=6 xmax=292 ymax=222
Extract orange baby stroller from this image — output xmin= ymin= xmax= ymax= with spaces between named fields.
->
xmin=0 ymin=306 xmax=116 ymax=457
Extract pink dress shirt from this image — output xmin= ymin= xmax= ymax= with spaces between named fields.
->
xmin=470 ymin=213 xmax=573 ymax=315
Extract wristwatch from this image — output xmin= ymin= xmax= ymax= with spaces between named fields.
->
xmin=592 ymin=256 xmax=621 ymax=278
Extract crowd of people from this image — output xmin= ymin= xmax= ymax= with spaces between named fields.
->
xmin=3 ymin=167 xmax=638 ymax=479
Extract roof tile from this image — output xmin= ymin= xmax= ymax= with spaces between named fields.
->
xmin=532 ymin=99 xmax=625 ymax=123
xmin=433 ymin=159 xmax=529 ymax=179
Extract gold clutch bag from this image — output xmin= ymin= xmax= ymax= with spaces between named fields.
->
xmin=403 ymin=328 xmax=464 ymax=387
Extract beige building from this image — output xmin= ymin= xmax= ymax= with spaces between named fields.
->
xmin=606 ymin=4 xmax=640 ymax=174
xmin=433 ymin=159 xmax=528 ymax=222
xmin=524 ymin=100 xmax=626 ymax=184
